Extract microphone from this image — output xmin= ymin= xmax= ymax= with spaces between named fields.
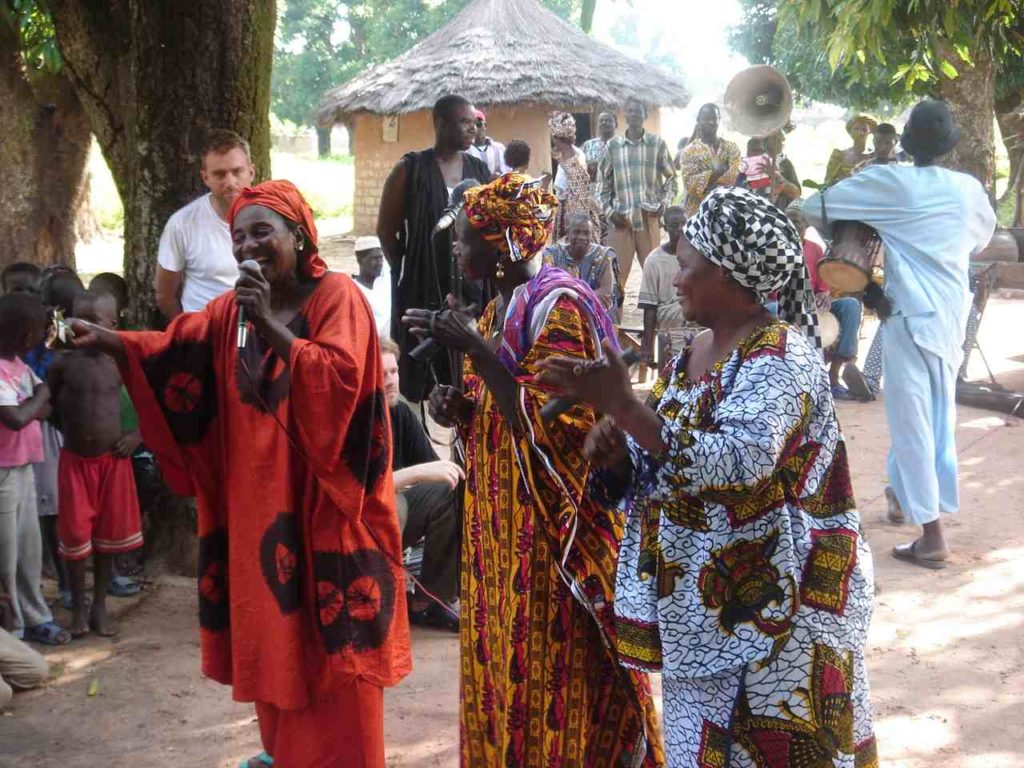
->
xmin=432 ymin=178 xmax=482 ymax=235
xmin=408 ymin=336 xmax=439 ymax=363
xmin=237 ymin=259 xmax=259 ymax=349
xmin=407 ymin=304 xmax=478 ymax=363
xmin=539 ymin=348 xmax=641 ymax=422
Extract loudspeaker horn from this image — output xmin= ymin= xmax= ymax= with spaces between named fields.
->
xmin=723 ymin=65 xmax=793 ymax=138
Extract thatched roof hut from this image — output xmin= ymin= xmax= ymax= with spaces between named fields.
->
xmin=315 ymin=0 xmax=690 ymax=120
xmin=316 ymin=0 xmax=690 ymax=234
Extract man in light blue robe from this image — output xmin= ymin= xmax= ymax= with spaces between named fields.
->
xmin=805 ymin=100 xmax=996 ymax=569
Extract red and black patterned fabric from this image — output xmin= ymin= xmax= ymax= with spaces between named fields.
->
xmin=118 ymin=272 xmax=411 ymax=711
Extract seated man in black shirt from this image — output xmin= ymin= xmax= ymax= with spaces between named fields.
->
xmin=382 ymin=339 xmax=463 ymax=631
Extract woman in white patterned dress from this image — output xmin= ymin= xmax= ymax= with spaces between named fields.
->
xmin=539 ymin=187 xmax=877 ymax=768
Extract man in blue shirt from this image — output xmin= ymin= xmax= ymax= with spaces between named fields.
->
xmin=806 ymin=100 xmax=996 ymax=570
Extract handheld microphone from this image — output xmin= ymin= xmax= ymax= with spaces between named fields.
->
xmin=539 ymin=348 xmax=641 ymax=422
xmin=432 ymin=178 xmax=483 ymax=235
xmin=409 ymin=337 xmax=439 ymax=363
xmin=237 ymin=259 xmax=260 ymax=349
xmin=407 ymin=304 xmax=478 ymax=363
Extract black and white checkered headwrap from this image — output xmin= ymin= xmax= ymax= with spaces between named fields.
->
xmin=683 ymin=186 xmax=821 ymax=349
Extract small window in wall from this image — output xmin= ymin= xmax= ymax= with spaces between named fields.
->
xmin=572 ymin=112 xmax=593 ymax=145
xmin=382 ymin=116 xmax=399 ymax=143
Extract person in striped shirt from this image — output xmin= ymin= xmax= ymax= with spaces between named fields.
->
xmin=598 ymin=97 xmax=677 ymax=289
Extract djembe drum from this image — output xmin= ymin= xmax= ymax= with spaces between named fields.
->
xmin=818 ymin=221 xmax=882 ymax=295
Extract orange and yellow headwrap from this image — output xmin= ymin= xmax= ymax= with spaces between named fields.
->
xmin=462 ymin=173 xmax=558 ymax=263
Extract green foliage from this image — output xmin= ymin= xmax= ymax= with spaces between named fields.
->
xmin=272 ymin=0 xmax=586 ymax=127
xmin=730 ymin=1 xmax=916 ymax=110
xmin=731 ymin=0 xmax=1024 ymax=110
xmin=2 ymin=0 xmax=61 ymax=72
xmin=780 ymin=0 xmax=1024 ymax=89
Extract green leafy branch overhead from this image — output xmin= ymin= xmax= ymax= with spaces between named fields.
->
xmin=2 ymin=0 xmax=61 ymax=72
xmin=780 ymin=0 xmax=1024 ymax=89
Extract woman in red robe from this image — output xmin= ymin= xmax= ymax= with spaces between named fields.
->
xmin=69 ymin=181 xmax=411 ymax=768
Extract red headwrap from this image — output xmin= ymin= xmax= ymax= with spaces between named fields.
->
xmin=227 ymin=180 xmax=327 ymax=278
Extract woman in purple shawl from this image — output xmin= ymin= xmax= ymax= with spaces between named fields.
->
xmin=403 ymin=173 xmax=664 ymax=767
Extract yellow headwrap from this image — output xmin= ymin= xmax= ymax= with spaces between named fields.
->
xmin=462 ymin=173 xmax=558 ymax=263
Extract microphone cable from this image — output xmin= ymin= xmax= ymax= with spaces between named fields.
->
xmin=238 ymin=354 xmax=460 ymax=623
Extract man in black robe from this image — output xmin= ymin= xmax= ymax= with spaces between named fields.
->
xmin=377 ymin=95 xmax=490 ymax=401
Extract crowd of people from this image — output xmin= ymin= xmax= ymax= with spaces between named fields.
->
xmin=0 ymin=90 xmax=997 ymax=768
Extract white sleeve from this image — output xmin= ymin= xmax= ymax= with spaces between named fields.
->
xmin=157 ymin=215 xmax=185 ymax=272
xmin=970 ymin=185 xmax=997 ymax=254
xmin=0 ymin=381 xmax=18 ymax=407
xmin=554 ymin=166 xmax=567 ymax=195
xmin=637 ymin=254 xmax=659 ymax=308
xmin=804 ymin=168 xmax=904 ymax=236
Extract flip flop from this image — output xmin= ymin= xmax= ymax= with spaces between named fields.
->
xmin=239 ymin=752 xmax=274 ymax=767
xmin=892 ymin=541 xmax=948 ymax=570
xmin=831 ymin=384 xmax=858 ymax=402
xmin=25 ymin=620 xmax=71 ymax=646
xmin=108 ymin=575 xmax=141 ymax=597
xmin=843 ymin=364 xmax=874 ymax=401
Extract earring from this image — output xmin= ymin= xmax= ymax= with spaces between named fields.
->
xmin=295 ymin=235 xmax=305 ymax=251
xmin=495 ymin=262 xmax=505 ymax=279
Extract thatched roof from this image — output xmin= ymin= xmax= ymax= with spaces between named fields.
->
xmin=315 ymin=0 xmax=690 ymax=124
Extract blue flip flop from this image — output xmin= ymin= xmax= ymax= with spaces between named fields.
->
xmin=25 ymin=621 xmax=71 ymax=646
xmin=239 ymin=752 xmax=273 ymax=767
xmin=108 ymin=576 xmax=141 ymax=597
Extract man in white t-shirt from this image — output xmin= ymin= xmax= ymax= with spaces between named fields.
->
xmin=467 ymin=109 xmax=508 ymax=179
xmin=351 ymin=236 xmax=391 ymax=338
xmin=155 ymin=129 xmax=255 ymax=319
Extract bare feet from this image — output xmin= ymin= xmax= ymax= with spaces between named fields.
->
xmin=884 ymin=486 xmax=905 ymax=525
xmin=89 ymin=603 xmax=118 ymax=637
xmin=70 ymin=606 xmax=90 ymax=639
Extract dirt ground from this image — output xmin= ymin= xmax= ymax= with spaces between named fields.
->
xmin=3 ymin=246 xmax=1023 ymax=768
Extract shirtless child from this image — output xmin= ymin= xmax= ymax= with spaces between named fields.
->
xmin=48 ymin=291 xmax=142 ymax=637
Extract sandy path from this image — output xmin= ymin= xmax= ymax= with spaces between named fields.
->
xmin=4 ymin=394 xmax=1020 ymax=768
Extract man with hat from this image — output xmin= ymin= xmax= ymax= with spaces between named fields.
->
xmin=805 ymin=99 xmax=996 ymax=570
xmin=352 ymin=235 xmax=391 ymax=338
xmin=467 ymin=108 xmax=508 ymax=179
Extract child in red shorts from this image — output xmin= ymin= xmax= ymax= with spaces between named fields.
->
xmin=48 ymin=290 xmax=142 ymax=638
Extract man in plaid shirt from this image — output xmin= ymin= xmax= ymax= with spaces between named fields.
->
xmin=598 ymin=97 xmax=677 ymax=288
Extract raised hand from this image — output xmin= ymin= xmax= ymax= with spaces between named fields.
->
xmin=402 ymin=294 xmax=482 ymax=355
xmin=535 ymin=338 xmax=634 ymax=419
xmin=234 ymin=261 xmax=273 ymax=326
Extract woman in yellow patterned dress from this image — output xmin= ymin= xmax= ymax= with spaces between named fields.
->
xmin=403 ymin=173 xmax=663 ymax=768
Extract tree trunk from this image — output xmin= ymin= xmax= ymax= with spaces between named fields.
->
xmin=317 ymin=125 xmax=331 ymax=158
xmin=580 ymin=0 xmax=597 ymax=33
xmin=0 ymin=21 xmax=91 ymax=271
xmin=48 ymin=0 xmax=275 ymax=329
xmin=995 ymin=96 xmax=1022 ymax=204
xmin=938 ymin=46 xmax=996 ymax=201
xmin=47 ymin=1 xmax=276 ymax=574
